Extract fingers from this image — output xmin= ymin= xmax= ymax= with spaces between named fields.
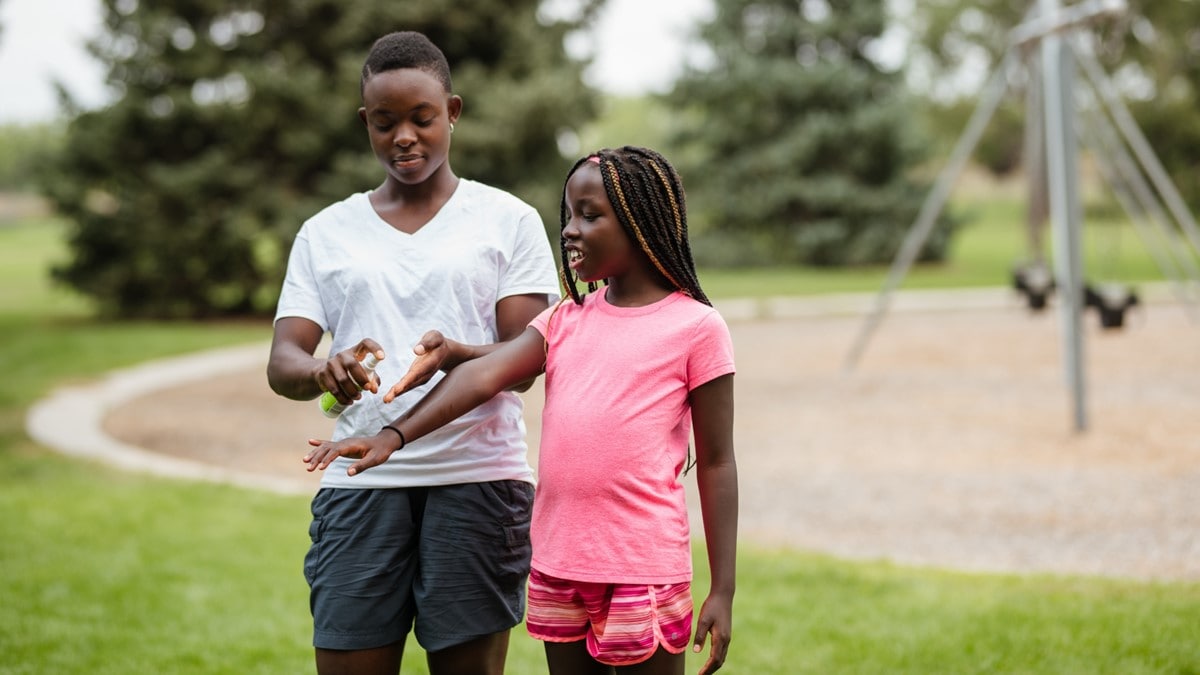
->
xmin=349 ymin=343 xmax=383 ymax=394
xmin=302 ymin=435 xmax=399 ymax=476
xmin=415 ymin=330 xmax=445 ymax=355
xmin=382 ymin=367 xmax=428 ymax=403
xmin=382 ymin=336 xmax=444 ymax=403
xmin=302 ymin=439 xmax=342 ymax=472
xmin=693 ymin=616 xmax=728 ymax=674
xmin=316 ymin=354 xmax=357 ymax=403
xmin=321 ymin=342 xmax=387 ymax=403
xmin=382 ymin=380 xmax=408 ymax=404
xmin=357 ymin=338 xmax=386 ymax=363
xmin=347 ymin=449 xmax=389 ymax=477
xmin=302 ymin=438 xmax=365 ymax=473
xmin=692 ymin=616 xmax=710 ymax=655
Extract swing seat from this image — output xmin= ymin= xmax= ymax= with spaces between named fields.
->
xmin=1084 ymin=282 xmax=1139 ymax=329
xmin=1013 ymin=261 xmax=1055 ymax=311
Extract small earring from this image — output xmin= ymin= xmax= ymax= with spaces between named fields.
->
xmin=449 ymin=123 xmax=455 ymax=133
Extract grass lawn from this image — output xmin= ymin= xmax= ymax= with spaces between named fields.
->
xmin=2 ymin=209 xmax=1197 ymax=674
xmin=699 ymin=194 xmax=1167 ymax=297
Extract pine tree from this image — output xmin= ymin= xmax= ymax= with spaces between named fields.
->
xmin=39 ymin=0 xmax=600 ymax=318
xmin=668 ymin=0 xmax=950 ymax=266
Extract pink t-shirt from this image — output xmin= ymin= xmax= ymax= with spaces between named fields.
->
xmin=528 ymin=290 xmax=735 ymax=584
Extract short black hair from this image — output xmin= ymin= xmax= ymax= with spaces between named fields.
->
xmin=361 ymin=31 xmax=453 ymax=96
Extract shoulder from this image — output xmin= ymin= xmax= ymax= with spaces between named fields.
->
xmin=665 ymin=293 xmax=728 ymax=325
xmin=302 ymin=191 xmax=370 ymax=232
xmin=457 ymin=180 xmax=539 ymax=219
xmin=667 ymin=296 xmax=733 ymax=349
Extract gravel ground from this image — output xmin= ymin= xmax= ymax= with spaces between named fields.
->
xmin=102 ymin=297 xmax=1200 ymax=582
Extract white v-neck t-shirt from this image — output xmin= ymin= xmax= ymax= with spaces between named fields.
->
xmin=275 ymin=180 xmax=560 ymax=488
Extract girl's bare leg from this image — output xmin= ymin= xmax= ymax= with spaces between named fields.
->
xmin=544 ymin=640 xmax=613 ymax=675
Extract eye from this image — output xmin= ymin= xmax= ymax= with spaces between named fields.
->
xmin=415 ymin=118 xmax=435 ymax=128
xmin=369 ymin=115 xmax=394 ymax=132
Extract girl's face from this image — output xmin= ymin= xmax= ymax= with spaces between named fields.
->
xmin=359 ymin=68 xmax=461 ymax=187
xmin=561 ymin=162 xmax=638 ymax=284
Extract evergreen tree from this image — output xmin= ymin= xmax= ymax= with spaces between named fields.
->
xmin=39 ymin=0 xmax=601 ymax=318
xmin=667 ymin=0 xmax=949 ymax=266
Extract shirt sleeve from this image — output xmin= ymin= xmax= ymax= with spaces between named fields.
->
xmin=498 ymin=210 xmax=561 ymax=302
xmin=687 ymin=309 xmax=736 ymax=389
xmin=273 ymin=226 xmax=329 ymax=331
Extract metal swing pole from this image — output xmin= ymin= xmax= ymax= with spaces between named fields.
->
xmin=1040 ymin=0 xmax=1088 ymax=431
xmin=1071 ymin=40 xmax=1200 ymax=262
xmin=1074 ymin=82 xmax=1200 ymax=316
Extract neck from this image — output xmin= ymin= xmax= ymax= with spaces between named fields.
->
xmin=603 ymin=276 xmax=674 ymax=308
xmin=377 ymin=167 xmax=459 ymax=204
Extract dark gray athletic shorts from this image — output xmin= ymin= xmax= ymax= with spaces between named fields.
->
xmin=304 ymin=480 xmax=534 ymax=652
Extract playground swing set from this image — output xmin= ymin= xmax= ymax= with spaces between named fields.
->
xmin=845 ymin=0 xmax=1200 ymax=431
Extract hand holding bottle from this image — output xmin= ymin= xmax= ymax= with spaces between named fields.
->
xmin=316 ymin=340 xmax=385 ymax=418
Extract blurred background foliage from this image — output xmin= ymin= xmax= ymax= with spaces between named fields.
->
xmin=668 ymin=0 xmax=953 ymax=267
xmin=29 ymin=0 xmax=603 ymax=318
xmin=1 ymin=0 xmax=1198 ymax=317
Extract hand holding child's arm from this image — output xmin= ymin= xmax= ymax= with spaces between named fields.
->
xmin=689 ymin=374 xmax=738 ymax=674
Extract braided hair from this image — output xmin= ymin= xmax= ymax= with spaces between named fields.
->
xmin=557 ymin=146 xmax=711 ymax=307
xmin=361 ymin=31 xmax=453 ymax=95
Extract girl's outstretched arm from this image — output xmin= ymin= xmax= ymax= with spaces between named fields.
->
xmin=382 ymin=291 xmax=551 ymax=395
xmin=303 ymin=326 xmax=547 ymax=476
xmin=688 ymin=373 xmax=737 ymax=675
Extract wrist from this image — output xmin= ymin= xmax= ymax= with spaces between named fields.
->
xmin=708 ymin=580 xmax=735 ymax=597
xmin=441 ymin=339 xmax=469 ymax=370
xmin=308 ymin=363 xmax=326 ymax=399
xmin=380 ymin=425 xmax=406 ymax=451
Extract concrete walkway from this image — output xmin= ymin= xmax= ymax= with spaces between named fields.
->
xmin=26 ymin=285 xmax=1200 ymax=581
xmin=25 ymin=287 xmax=1016 ymax=493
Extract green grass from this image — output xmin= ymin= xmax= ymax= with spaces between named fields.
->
xmin=698 ymin=196 xmax=1167 ymax=298
xmin=2 ymin=209 xmax=1199 ymax=674
xmin=0 ymin=454 xmax=314 ymax=674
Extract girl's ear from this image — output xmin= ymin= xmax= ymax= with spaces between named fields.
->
xmin=357 ymin=107 xmax=368 ymax=127
xmin=447 ymin=95 xmax=463 ymax=127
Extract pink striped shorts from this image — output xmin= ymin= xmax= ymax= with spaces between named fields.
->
xmin=525 ymin=568 xmax=694 ymax=666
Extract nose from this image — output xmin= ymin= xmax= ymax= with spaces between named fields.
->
xmin=561 ymin=216 xmax=581 ymax=240
xmin=393 ymin=123 xmax=416 ymax=148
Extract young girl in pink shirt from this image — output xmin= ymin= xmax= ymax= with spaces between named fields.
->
xmin=306 ymin=146 xmax=738 ymax=675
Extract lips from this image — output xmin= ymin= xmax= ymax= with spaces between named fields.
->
xmin=565 ymin=247 xmax=584 ymax=268
xmin=392 ymin=154 xmax=422 ymax=167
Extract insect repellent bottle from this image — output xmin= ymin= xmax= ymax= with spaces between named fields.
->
xmin=319 ymin=352 xmax=380 ymax=418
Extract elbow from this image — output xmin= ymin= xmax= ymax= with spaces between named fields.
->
xmin=266 ymin=361 xmax=313 ymax=400
xmin=266 ymin=360 xmax=295 ymax=398
xmin=507 ymin=375 xmax=539 ymax=393
xmin=266 ymin=365 xmax=285 ymax=397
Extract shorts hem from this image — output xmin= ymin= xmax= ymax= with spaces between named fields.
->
xmin=527 ymin=630 xmax=588 ymax=644
xmin=313 ymin=631 xmax=405 ymax=652
xmin=420 ymin=624 xmax=521 ymax=653
xmin=594 ymin=639 xmax=689 ymax=668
